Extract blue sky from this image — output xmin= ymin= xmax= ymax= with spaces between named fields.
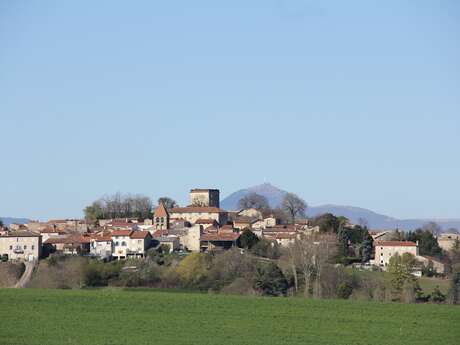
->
xmin=1 ymin=0 xmax=459 ymax=220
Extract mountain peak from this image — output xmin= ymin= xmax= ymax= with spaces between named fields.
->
xmin=221 ymin=183 xmax=287 ymax=210
xmin=221 ymin=184 xmax=460 ymax=231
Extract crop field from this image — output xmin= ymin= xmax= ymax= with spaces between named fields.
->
xmin=0 ymin=289 xmax=459 ymax=345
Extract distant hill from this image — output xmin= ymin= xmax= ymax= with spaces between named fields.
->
xmin=0 ymin=217 xmax=30 ymax=226
xmin=221 ymin=183 xmax=287 ymax=210
xmin=221 ymin=183 xmax=460 ymax=231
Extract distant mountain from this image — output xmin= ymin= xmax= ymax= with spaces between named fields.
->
xmin=221 ymin=183 xmax=460 ymax=231
xmin=221 ymin=183 xmax=287 ymax=210
xmin=0 ymin=217 xmax=30 ymax=226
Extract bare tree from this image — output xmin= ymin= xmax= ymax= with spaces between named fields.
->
xmin=84 ymin=193 xmax=153 ymax=220
xmin=238 ymin=193 xmax=270 ymax=210
xmin=285 ymin=233 xmax=337 ymax=298
xmin=281 ymin=193 xmax=307 ymax=223
xmin=158 ymin=197 xmax=178 ymax=209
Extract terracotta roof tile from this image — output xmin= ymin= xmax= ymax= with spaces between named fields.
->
xmin=154 ymin=202 xmax=169 ymax=217
xmin=130 ymin=231 xmax=151 ymax=239
xmin=375 ymin=241 xmax=417 ymax=247
xmin=170 ymin=207 xmax=225 ymax=213
xmin=111 ymin=230 xmax=133 ymax=237
xmin=200 ymin=232 xmax=240 ymax=241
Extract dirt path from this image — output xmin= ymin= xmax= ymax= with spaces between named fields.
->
xmin=14 ymin=260 xmax=36 ymax=288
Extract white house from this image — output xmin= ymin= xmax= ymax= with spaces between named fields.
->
xmin=0 ymin=231 xmax=42 ymax=261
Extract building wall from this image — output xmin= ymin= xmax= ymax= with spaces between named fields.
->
xmin=154 ymin=216 xmax=168 ymax=230
xmin=180 ymin=225 xmax=201 ymax=252
xmin=374 ymin=245 xmax=418 ymax=267
xmin=190 ymin=190 xmax=220 ymax=207
xmin=112 ymin=235 xmax=130 ymax=258
xmin=169 ymin=211 xmax=226 ymax=226
xmin=90 ymin=240 xmax=113 ymax=258
xmin=0 ymin=236 xmax=41 ymax=261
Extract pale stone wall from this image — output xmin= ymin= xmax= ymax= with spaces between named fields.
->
xmin=374 ymin=245 xmax=418 ymax=267
xmin=190 ymin=190 xmax=220 ymax=207
xmin=0 ymin=235 xmax=41 ymax=261
xmin=169 ymin=211 xmax=226 ymax=226
xmin=179 ymin=225 xmax=201 ymax=252
xmin=90 ymin=240 xmax=113 ymax=258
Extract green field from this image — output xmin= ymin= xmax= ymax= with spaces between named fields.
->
xmin=0 ymin=289 xmax=459 ymax=345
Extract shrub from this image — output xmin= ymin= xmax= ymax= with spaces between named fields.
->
xmin=252 ymin=261 xmax=288 ymax=296
xmin=175 ymin=253 xmax=209 ymax=288
xmin=237 ymin=229 xmax=259 ymax=249
xmin=337 ymin=282 xmax=353 ymax=299
xmin=431 ymin=286 xmax=446 ymax=303
xmin=251 ymin=239 xmax=281 ymax=259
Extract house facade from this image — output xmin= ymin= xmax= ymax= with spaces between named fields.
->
xmin=373 ymin=241 xmax=418 ymax=267
xmin=0 ymin=231 xmax=42 ymax=261
xmin=112 ymin=230 xmax=152 ymax=259
xmin=90 ymin=235 xmax=113 ymax=259
xmin=169 ymin=207 xmax=228 ymax=227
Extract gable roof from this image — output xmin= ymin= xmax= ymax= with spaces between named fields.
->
xmin=130 ymin=231 xmax=151 ymax=239
xmin=170 ymin=207 xmax=224 ymax=214
xmin=1 ymin=231 xmax=41 ymax=238
xmin=154 ymin=202 xmax=169 ymax=218
xmin=200 ymin=232 xmax=240 ymax=242
xmin=111 ymin=230 xmax=133 ymax=237
xmin=375 ymin=241 xmax=417 ymax=247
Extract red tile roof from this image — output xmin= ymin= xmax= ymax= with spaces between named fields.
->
xmin=195 ymin=219 xmax=216 ymax=224
xmin=153 ymin=230 xmax=168 ymax=238
xmin=40 ymin=228 xmax=67 ymax=234
xmin=375 ymin=241 xmax=417 ymax=247
xmin=130 ymin=231 xmax=151 ymax=239
xmin=44 ymin=235 xmax=91 ymax=245
xmin=2 ymin=231 xmax=41 ymax=238
xmin=170 ymin=207 xmax=224 ymax=214
xmin=111 ymin=230 xmax=133 ymax=237
xmin=108 ymin=222 xmax=134 ymax=227
xmin=154 ymin=202 xmax=169 ymax=217
xmin=200 ymin=232 xmax=240 ymax=242
xmin=93 ymin=235 xmax=113 ymax=242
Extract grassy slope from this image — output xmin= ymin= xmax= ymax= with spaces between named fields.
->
xmin=0 ymin=289 xmax=459 ymax=345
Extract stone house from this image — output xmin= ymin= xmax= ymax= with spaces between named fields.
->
xmin=112 ymin=230 xmax=152 ymax=259
xmin=0 ymin=231 xmax=42 ymax=261
xmin=373 ymin=241 xmax=418 ymax=267
xmin=90 ymin=235 xmax=113 ymax=259
xmin=169 ymin=207 xmax=228 ymax=227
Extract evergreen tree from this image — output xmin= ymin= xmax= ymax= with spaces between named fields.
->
xmin=237 ymin=229 xmax=259 ymax=249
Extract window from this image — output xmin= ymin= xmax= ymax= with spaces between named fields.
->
xmin=9 ymin=245 xmax=13 ymax=250
xmin=122 ymin=241 xmax=127 ymax=246
xmin=106 ymin=241 xmax=111 ymax=245
xmin=115 ymin=241 xmax=119 ymax=246
xmin=32 ymin=245 xmax=35 ymax=250
xmin=24 ymin=245 xmax=27 ymax=250
xmin=156 ymin=217 xmax=160 ymax=222
xmin=380 ymin=253 xmax=383 ymax=256
xmin=160 ymin=217 xmax=164 ymax=223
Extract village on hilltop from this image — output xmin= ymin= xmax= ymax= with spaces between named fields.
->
xmin=1 ymin=188 xmax=458 ymax=280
